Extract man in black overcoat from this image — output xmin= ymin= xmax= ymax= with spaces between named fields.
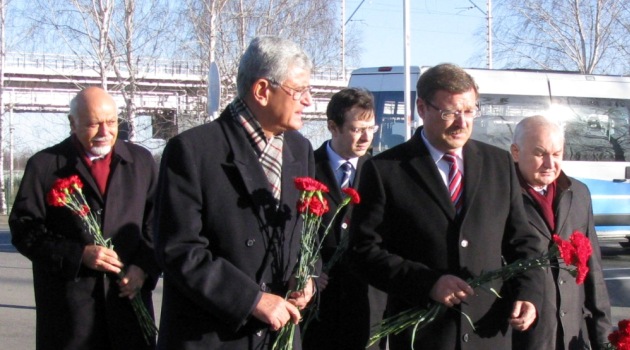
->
xmin=154 ymin=36 xmax=317 ymax=350
xmin=349 ymin=63 xmax=545 ymax=350
xmin=10 ymin=87 xmax=160 ymax=350
xmin=302 ymin=87 xmax=387 ymax=350
xmin=511 ymin=115 xmax=611 ymax=350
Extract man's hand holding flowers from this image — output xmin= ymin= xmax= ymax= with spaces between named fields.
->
xmin=81 ymin=244 xmax=123 ymax=274
xmin=288 ymin=276 xmax=316 ymax=310
xmin=252 ymin=293 xmax=301 ymax=331
xmin=430 ymin=275 xmax=475 ymax=307
xmin=118 ymin=264 xmax=147 ymax=299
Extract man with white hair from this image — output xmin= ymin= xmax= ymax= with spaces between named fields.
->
xmin=10 ymin=86 xmax=160 ymax=349
xmin=511 ymin=115 xmax=611 ymax=350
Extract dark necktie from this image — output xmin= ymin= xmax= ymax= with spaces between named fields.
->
xmin=340 ymin=162 xmax=352 ymax=189
xmin=443 ymin=152 xmax=463 ymax=212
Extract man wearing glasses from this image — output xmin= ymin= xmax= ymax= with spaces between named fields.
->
xmin=154 ymin=36 xmax=316 ymax=350
xmin=349 ymin=63 xmax=544 ymax=350
xmin=302 ymin=88 xmax=387 ymax=350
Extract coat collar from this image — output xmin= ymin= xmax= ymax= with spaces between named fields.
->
xmin=62 ymin=137 xmax=133 ymax=203
xmin=314 ymin=141 xmax=369 ymax=205
xmin=521 ymin=170 xmax=574 ymax=238
xmin=402 ymin=128 xmax=483 ymax=219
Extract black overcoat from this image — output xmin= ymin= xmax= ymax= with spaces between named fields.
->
xmin=10 ymin=138 xmax=160 ymax=350
xmin=302 ymin=141 xmax=387 ymax=350
xmin=513 ymin=171 xmax=611 ymax=350
xmin=154 ymin=108 xmax=315 ymax=350
xmin=349 ymin=128 xmax=544 ymax=350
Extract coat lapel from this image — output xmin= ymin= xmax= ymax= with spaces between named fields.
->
xmin=403 ymin=132 xmax=455 ymax=217
xmin=553 ymin=187 xmax=573 ymax=238
xmin=220 ymin=112 xmax=274 ymax=218
xmin=314 ymin=144 xmax=343 ymax=205
xmin=460 ymin=141 xmax=484 ymax=219
xmin=523 ymin=194 xmax=554 ymax=239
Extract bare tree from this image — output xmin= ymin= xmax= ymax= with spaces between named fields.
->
xmin=492 ymin=0 xmax=628 ymax=74
xmin=180 ymin=0 xmax=353 ymax=111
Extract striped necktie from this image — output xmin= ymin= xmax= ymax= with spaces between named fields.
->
xmin=443 ymin=152 xmax=463 ymax=212
xmin=339 ymin=161 xmax=352 ymax=189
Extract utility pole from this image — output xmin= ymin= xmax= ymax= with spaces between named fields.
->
xmin=343 ymin=0 xmax=366 ymax=80
xmin=403 ymin=0 xmax=411 ymax=141
xmin=341 ymin=0 xmax=345 ymax=80
xmin=468 ymin=0 xmax=493 ymax=69
xmin=487 ymin=0 xmax=492 ymax=69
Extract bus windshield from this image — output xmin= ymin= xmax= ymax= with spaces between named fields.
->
xmin=370 ymin=91 xmax=416 ymax=154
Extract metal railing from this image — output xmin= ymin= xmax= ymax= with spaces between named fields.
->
xmin=4 ymin=52 xmax=352 ymax=82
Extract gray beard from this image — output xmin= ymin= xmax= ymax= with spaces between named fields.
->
xmin=91 ymin=145 xmax=112 ymax=156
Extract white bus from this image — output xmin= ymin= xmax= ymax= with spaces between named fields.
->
xmin=348 ymin=66 xmax=630 ymax=244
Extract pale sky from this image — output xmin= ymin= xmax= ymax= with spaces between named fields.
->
xmin=347 ymin=0 xmax=490 ymax=69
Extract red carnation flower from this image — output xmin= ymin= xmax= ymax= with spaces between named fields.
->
xmin=294 ymin=177 xmax=329 ymax=193
xmin=552 ymin=232 xmax=592 ymax=285
xmin=342 ymin=187 xmax=361 ymax=204
xmin=609 ymin=319 xmax=630 ymax=350
xmin=552 ymin=234 xmax=577 ymax=265
xmin=46 ymin=188 xmax=67 ymax=207
xmin=308 ymin=196 xmax=329 ymax=217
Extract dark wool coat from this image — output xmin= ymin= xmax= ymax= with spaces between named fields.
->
xmin=154 ymin=108 xmax=315 ymax=350
xmin=302 ymin=141 xmax=387 ymax=350
xmin=349 ymin=128 xmax=545 ymax=350
xmin=513 ymin=171 xmax=611 ymax=350
xmin=10 ymin=138 xmax=160 ymax=350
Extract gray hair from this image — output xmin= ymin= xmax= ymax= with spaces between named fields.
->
xmin=513 ymin=115 xmax=564 ymax=147
xmin=236 ymin=36 xmax=312 ymax=98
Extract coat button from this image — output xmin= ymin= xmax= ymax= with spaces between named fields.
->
xmin=341 ymin=222 xmax=348 ymax=230
xmin=462 ymin=333 xmax=469 ymax=342
xmin=461 ymin=239 xmax=469 ymax=248
xmin=559 ymin=279 xmax=565 ymax=285
xmin=246 ymin=239 xmax=255 ymax=247
xmin=256 ymin=330 xmax=263 ymax=337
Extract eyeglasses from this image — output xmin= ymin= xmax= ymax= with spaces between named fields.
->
xmin=266 ymin=78 xmax=313 ymax=101
xmin=347 ymin=125 xmax=379 ymax=135
xmin=425 ymin=100 xmax=480 ymax=121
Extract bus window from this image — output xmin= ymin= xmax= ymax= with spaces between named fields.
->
xmin=554 ymin=96 xmax=630 ymax=162
xmin=371 ymin=91 xmax=416 ymax=154
xmin=472 ymin=94 xmax=550 ymax=150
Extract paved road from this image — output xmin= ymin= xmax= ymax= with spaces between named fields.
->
xmin=1 ymin=218 xmax=629 ymax=349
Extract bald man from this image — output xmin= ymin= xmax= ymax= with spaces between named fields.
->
xmin=10 ymin=87 xmax=160 ymax=350
xmin=511 ymin=115 xmax=611 ymax=350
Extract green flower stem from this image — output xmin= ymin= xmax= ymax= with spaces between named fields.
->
xmin=66 ymin=188 xmax=158 ymax=345
xmin=272 ymin=191 xmax=353 ymax=350
xmin=367 ymin=249 xmax=563 ymax=348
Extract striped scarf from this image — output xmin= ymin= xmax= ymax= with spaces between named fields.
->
xmin=231 ymin=98 xmax=284 ymax=202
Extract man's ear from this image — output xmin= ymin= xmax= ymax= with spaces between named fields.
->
xmin=68 ymin=115 xmax=76 ymax=132
xmin=510 ymin=144 xmax=519 ymax=161
xmin=251 ymin=79 xmax=272 ymax=106
xmin=327 ymin=120 xmax=338 ymax=133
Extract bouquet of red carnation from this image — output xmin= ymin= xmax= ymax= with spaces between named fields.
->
xmin=272 ymin=177 xmax=360 ymax=350
xmin=368 ymin=231 xmax=592 ymax=349
xmin=47 ymin=175 xmax=158 ymax=344
xmin=605 ymin=319 xmax=630 ymax=350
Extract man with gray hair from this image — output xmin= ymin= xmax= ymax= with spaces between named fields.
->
xmin=511 ymin=115 xmax=611 ymax=350
xmin=154 ymin=36 xmax=316 ymax=349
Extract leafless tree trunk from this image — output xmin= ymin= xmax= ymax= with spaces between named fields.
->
xmin=107 ymin=0 xmax=136 ymax=140
xmin=492 ymin=0 xmax=627 ymax=74
xmin=0 ymin=0 xmax=6 ymax=214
